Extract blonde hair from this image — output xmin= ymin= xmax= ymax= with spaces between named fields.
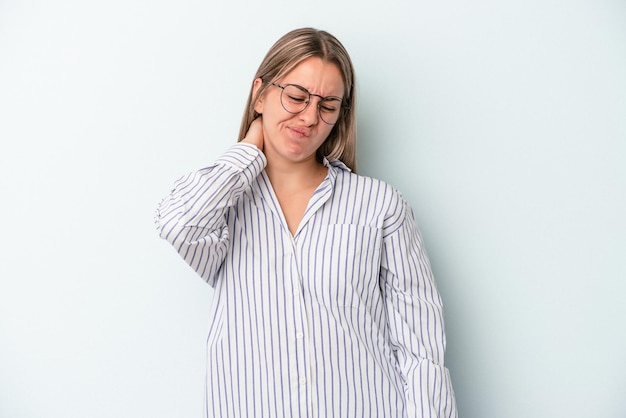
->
xmin=238 ymin=28 xmax=358 ymax=172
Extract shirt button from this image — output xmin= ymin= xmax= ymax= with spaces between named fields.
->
xmin=293 ymin=288 xmax=300 ymax=296
xmin=299 ymin=377 xmax=307 ymax=385
xmin=296 ymin=332 xmax=304 ymax=339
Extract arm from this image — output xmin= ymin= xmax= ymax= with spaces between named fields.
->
xmin=381 ymin=196 xmax=458 ymax=417
xmin=155 ymin=142 xmax=266 ymax=286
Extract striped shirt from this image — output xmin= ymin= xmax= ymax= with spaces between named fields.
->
xmin=156 ymin=143 xmax=457 ymax=417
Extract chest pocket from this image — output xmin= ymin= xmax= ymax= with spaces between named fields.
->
xmin=303 ymin=224 xmax=382 ymax=308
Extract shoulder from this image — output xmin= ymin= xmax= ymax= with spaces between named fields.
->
xmin=332 ymin=168 xmax=410 ymax=225
xmin=335 ymin=167 xmax=404 ymax=200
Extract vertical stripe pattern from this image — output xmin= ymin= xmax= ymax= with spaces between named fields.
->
xmin=156 ymin=143 xmax=457 ymax=417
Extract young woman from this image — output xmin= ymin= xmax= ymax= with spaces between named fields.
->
xmin=156 ymin=27 xmax=457 ymax=418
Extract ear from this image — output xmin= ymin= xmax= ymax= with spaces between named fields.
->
xmin=252 ymin=78 xmax=265 ymax=114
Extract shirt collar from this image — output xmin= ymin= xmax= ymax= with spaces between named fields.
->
xmin=322 ymin=157 xmax=352 ymax=173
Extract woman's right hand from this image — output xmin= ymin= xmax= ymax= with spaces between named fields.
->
xmin=241 ymin=117 xmax=264 ymax=151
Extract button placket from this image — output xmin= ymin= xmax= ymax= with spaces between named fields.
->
xmin=286 ymin=235 xmax=311 ymax=401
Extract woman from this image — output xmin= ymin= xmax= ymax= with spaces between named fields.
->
xmin=156 ymin=27 xmax=457 ymax=417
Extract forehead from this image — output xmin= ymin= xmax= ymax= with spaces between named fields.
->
xmin=281 ymin=57 xmax=344 ymax=97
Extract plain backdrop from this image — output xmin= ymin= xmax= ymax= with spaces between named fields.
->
xmin=1 ymin=0 xmax=625 ymax=417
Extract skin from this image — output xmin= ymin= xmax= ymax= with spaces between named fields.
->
xmin=241 ymin=57 xmax=345 ymax=235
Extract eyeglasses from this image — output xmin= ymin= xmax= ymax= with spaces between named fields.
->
xmin=268 ymin=82 xmax=347 ymax=125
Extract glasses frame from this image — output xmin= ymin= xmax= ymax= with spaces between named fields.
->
xmin=267 ymin=81 xmax=348 ymax=125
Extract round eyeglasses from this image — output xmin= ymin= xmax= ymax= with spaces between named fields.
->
xmin=268 ymin=82 xmax=346 ymax=125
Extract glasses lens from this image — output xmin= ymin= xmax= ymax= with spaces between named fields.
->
xmin=318 ymin=98 xmax=342 ymax=125
xmin=281 ymin=85 xmax=309 ymax=114
xmin=280 ymin=84 xmax=343 ymax=125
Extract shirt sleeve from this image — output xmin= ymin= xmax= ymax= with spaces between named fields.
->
xmin=155 ymin=143 xmax=266 ymax=286
xmin=380 ymin=195 xmax=458 ymax=417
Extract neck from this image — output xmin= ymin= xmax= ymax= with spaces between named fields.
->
xmin=265 ymin=154 xmax=327 ymax=192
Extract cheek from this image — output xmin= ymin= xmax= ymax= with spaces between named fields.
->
xmin=320 ymin=124 xmax=336 ymax=141
xmin=262 ymin=110 xmax=288 ymax=131
xmin=259 ymin=100 xmax=289 ymax=123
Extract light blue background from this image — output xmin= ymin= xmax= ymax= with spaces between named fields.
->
xmin=1 ymin=0 xmax=624 ymax=417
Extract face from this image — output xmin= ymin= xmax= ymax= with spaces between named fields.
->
xmin=253 ymin=57 xmax=345 ymax=166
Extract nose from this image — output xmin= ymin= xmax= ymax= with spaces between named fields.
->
xmin=299 ymin=99 xmax=320 ymax=125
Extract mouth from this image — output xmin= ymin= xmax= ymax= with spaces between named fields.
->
xmin=289 ymin=126 xmax=311 ymax=138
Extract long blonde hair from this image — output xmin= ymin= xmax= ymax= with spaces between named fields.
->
xmin=238 ymin=28 xmax=358 ymax=172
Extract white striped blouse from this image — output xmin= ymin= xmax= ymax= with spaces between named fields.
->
xmin=156 ymin=143 xmax=457 ymax=417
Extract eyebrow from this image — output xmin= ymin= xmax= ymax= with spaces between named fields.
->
xmin=286 ymin=83 xmax=343 ymax=101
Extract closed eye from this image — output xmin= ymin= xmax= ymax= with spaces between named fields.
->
xmin=288 ymin=95 xmax=308 ymax=103
xmin=320 ymin=99 xmax=341 ymax=112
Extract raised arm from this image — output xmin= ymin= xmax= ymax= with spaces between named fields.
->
xmin=155 ymin=143 xmax=266 ymax=286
